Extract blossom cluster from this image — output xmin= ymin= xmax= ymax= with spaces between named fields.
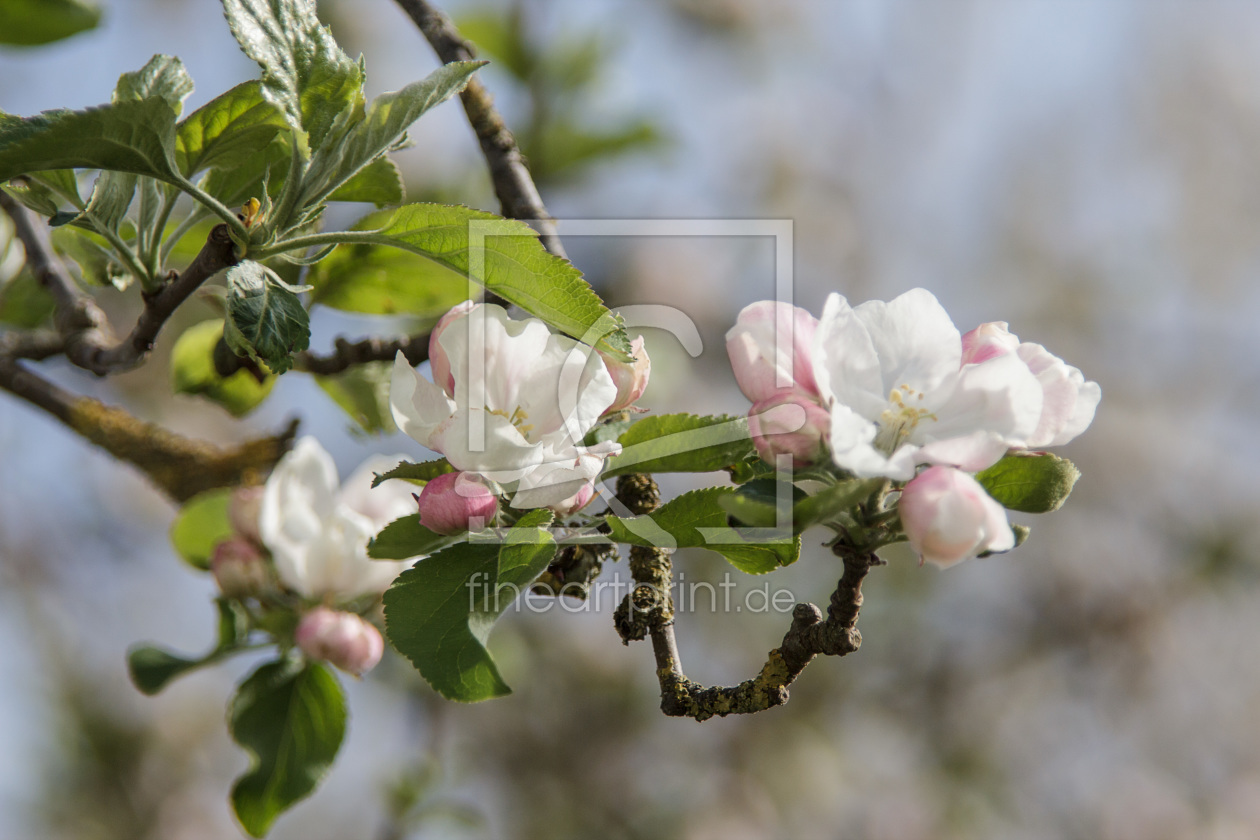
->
xmin=727 ymin=288 xmax=1099 ymax=567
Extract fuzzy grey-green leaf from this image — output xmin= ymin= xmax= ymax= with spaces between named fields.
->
xmin=975 ymin=452 xmax=1081 ymax=514
xmin=224 ymin=260 xmax=311 ymax=374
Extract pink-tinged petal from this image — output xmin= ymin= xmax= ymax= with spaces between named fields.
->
xmin=428 ymin=300 xmax=476 ymax=397
xmin=725 ymin=300 xmax=821 ymax=402
xmin=417 ymin=471 xmax=499 ymax=534
xmin=853 ymin=288 xmax=961 ymax=395
xmin=510 ymin=441 xmax=620 ymax=509
xmin=1052 ymin=377 xmax=1100 ymax=447
xmin=210 ymin=537 xmax=269 ymax=599
xmin=432 ymin=407 xmax=543 ymax=476
xmin=1016 ymin=342 xmax=1100 ymax=447
xmin=390 ymin=351 xmax=457 ymax=448
xmin=899 ymin=466 xmax=1014 ymax=568
xmin=813 ymin=293 xmax=885 ymax=418
xmin=601 ymin=334 xmax=651 ymax=413
xmin=748 ymin=391 xmax=831 ymax=466
xmin=296 ymin=608 xmax=385 ymax=677
xmin=961 ymin=321 xmax=1018 ymax=365
xmin=828 ymin=403 xmax=918 ymax=480
xmin=917 ymin=430 xmax=1009 ymax=472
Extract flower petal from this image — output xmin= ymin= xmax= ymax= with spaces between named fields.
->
xmin=390 ymin=351 xmax=457 ymax=448
xmin=813 ymin=293 xmax=885 ymax=418
xmin=828 ymin=402 xmax=918 ymax=480
xmin=725 ymin=300 xmax=821 ymax=402
xmin=917 ymin=430 xmax=1010 ymax=472
xmin=853 ymin=288 xmax=961 ymax=396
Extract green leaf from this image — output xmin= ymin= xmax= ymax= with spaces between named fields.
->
xmin=0 ymin=98 xmax=181 ymax=186
xmin=198 ymin=134 xmax=290 ymax=207
xmin=127 ymin=600 xmax=249 ymax=695
xmin=0 ymin=271 xmax=55 ymax=328
xmin=368 ymin=515 xmax=455 ymax=560
xmin=975 ymin=452 xmax=1081 ymax=514
xmin=326 ymin=156 xmax=402 ymax=206
xmin=116 ymin=54 xmax=195 ymax=114
xmin=603 ymin=413 xmax=755 ymax=478
xmin=2 ymin=178 xmax=62 ymax=217
xmin=50 ymin=225 xmax=128 ymax=287
xmin=0 ymin=0 xmax=101 ymax=46
xmin=229 ymin=658 xmax=346 ymax=838
xmin=455 ymin=12 xmax=533 ymax=81
xmin=314 ymin=361 xmax=394 ymax=433
xmin=300 ymin=61 xmax=482 ymax=206
xmin=224 ymin=260 xmax=311 ymax=374
xmin=383 ymin=510 xmax=556 ymax=701
xmin=716 ymin=478 xmax=807 ymax=529
xmin=328 ymin=203 xmax=632 ymax=358
xmin=792 ymin=478 xmax=884 ymax=531
xmin=530 ymin=119 xmax=662 ymax=182
xmin=221 ymin=0 xmax=363 ymax=156
xmin=371 ymin=459 xmax=453 ymax=488
xmin=177 ymin=81 xmax=286 ymax=176
xmin=172 ymin=319 xmax=276 ymax=417
xmin=606 ymin=487 xmax=799 ymax=575
xmin=305 ymin=209 xmax=468 ymax=316
xmin=170 ymin=487 xmax=235 ymax=570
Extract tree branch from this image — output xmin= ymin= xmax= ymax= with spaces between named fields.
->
xmin=295 ymin=332 xmax=430 ymax=376
xmin=392 ymin=0 xmax=568 ymax=259
xmin=0 ymin=355 xmax=297 ymax=503
xmin=612 ymin=472 xmax=874 ymax=721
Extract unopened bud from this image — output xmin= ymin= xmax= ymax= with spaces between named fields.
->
xmin=210 ymin=536 xmax=269 ymax=599
xmin=898 ymin=466 xmax=1015 ymax=568
xmin=748 ymin=390 xmax=830 ymax=466
xmin=600 ymin=335 xmax=651 ymax=414
xmin=295 ymin=607 xmax=384 ymax=676
xmin=229 ymin=485 xmax=264 ymax=544
xmin=417 ymin=471 xmax=499 ymax=535
xmin=549 ymin=481 xmax=597 ymax=516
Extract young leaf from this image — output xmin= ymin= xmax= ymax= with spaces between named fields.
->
xmin=169 ymin=487 xmax=236 ymax=569
xmin=116 ymin=54 xmax=195 ymax=115
xmin=602 ymin=413 xmax=755 ymax=478
xmin=383 ymin=510 xmax=556 ymax=701
xmin=221 ymin=0 xmax=363 ymax=156
xmin=975 ymin=452 xmax=1081 ymax=514
xmin=371 ymin=459 xmax=453 ymax=488
xmin=128 ymin=601 xmax=250 ymax=695
xmin=0 ymin=0 xmax=101 ymax=46
xmin=326 ymin=156 xmax=403 ymax=206
xmin=368 ymin=516 xmax=455 ymax=560
xmin=315 ymin=361 xmax=394 ymax=433
xmin=229 ymin=659 xmax=346 ymax=838
xmin=606 ymin=487 xmax=799 ymax=574
xmin=171 ymin=319 xmax=275 ymax=417
xmin=304 ymin=210 xmax=468 ymax=316
xmin=177 ymin=81 xmax=286 ymax=176
xmin=792 ymin=478 xmax=884 ymax=531
xmin=326 ymin=203 xmax=631 ymax=357
xmin=224 ymin=261 xmax=311 ymax=375
xmin=0 ymin=271 xmax=55 ymax=328
xmin=299 ymin=61 xmax=482 ymax=206
xmin=0 ymin=98 xmax=181 ymax=186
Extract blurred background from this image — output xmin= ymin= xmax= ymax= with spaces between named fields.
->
xmin=2 ymin=0 xmax=1258 ymax=837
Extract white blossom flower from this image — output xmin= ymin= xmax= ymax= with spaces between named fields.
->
xmin=813 ymin=288 xmax=1044 ymax=480
xmin=390 ymin=303 xmax=622 ymax=509
xmin=259 ymin=437 xmax=418 ymax=602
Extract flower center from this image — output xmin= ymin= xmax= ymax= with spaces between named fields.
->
xmin=874 ymin=384 xmax=936 ymax=454
xmin=488 ymin=405 xmax=535 ymax=438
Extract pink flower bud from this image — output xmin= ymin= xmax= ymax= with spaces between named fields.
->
xmin=747 ymin=390 xmax=831 ymax=466
xmin=548 ymin=481 xmax=597 ymax=516
xmin=961 ymin=321 xmax=1020 ymax=366
xmin=428 ymin=300 xmax=477 ymax=397
xmin=210 ymin=537 xmax=270 ymax=599
xmin=417 ymin=471 xmax=499 ymax=535
xmin=600 ymin=335 xmax=651 ymax=413
xmin=295 ymin=607 xmax=384 ymax=676
xmin=898 ymin=466 xmax=1014 ymax=568
xmin=228 ymin=485 xmax=264 ymax=544
xmin=725 ymin=301 xmax=821 ymax=403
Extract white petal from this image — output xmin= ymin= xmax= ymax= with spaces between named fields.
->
xmin=853 ymin=288 xmax=961 ymax=395
xmin=1052 ymin=377 xmax=1101 ymax=447
xmin=433 ymin=407 xmax=544 ymax=476
xmin=813 ymin=293 xmax=885 ymax=418
xmin=917 ymin=430 xmax=1009 ymax=472
xmin=261 ymin=437 xmax=342 ymax=596
xmin=390 ymin=352 xmax=456 ymax=447
xmin=924 ymin=353 xmax=1042 ymax=445
xmin=828 ymin=403 xmax=918 ymax=480
xmin=338 ymin=454 xmax=421 ymax=528
xmin=510 ymin=442 xmax=620 ymax=509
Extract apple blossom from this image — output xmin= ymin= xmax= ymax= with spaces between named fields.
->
xmin=210 ymin=536 xmax=269 ymax=599
xmin=898 ymin=465 xmax=1015 ymax=568
xmin=747 ymin=389 xmax=831 ymax=466
xmin=228 ymin=485 xmax=264 ymax=545
xmin=813 ymin=288 xmax=1044 ymax=480
xmin=417 ymin=471 xmax=499 ymax=534
xmin=391 ymin=303 xmax=622 ymax=509
xmin=259 ymin=437 xmax=419 ymax=602
xmin=600 ymin=334 xmax=651 ymax=413
xmin=725 ymin=301 xmax=822 ymax=402
xmin=295 ymin=607 xmax=385 ymax=676
xmin=547 ymin=480 xmax=597 ymax=517
xmin=962 ymin=322 xmax=1101 ymax=448
xmin=428 ymin=299 xmax=476 ymax=397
